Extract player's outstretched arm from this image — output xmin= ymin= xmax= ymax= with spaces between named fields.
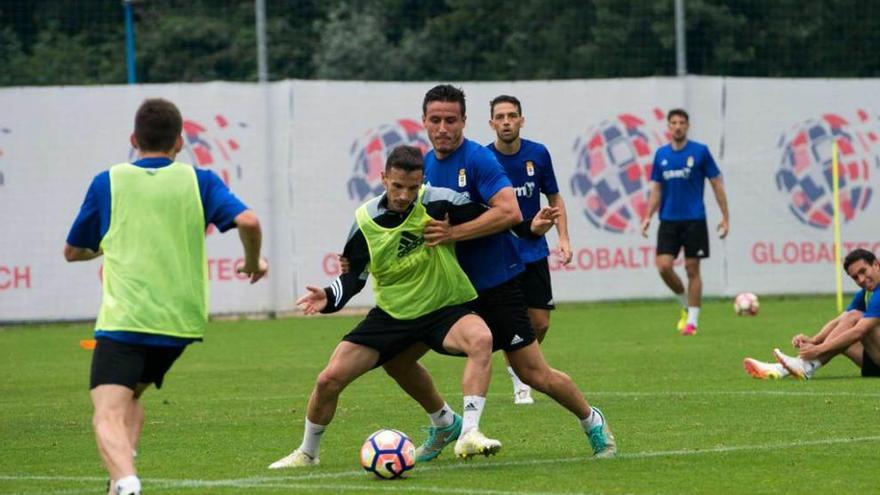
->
xmin=641 ymin=182 xmax=662 ymax=238
xmin=529 ymin=206 xmax=561 ymax=236
xmin=424 ymin=186 xmax=521 ymax=247
xmin=234 ymin=210 xmax=268 ymax=284
xmin=63 ymin=244 xmax=103 ymax=262
xmin=709 ymin=176 xmax=729 ymax=238
xmin=297 ymin=285 xmax=328 ymax=315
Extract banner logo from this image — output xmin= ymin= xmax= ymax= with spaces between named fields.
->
xmin=570 ymin=110 xmax=667 ymax=233
xmin=347 ymin=119 xmax=430 ymax=202
xmin=775 ymin=111 xmax=879 ymax=229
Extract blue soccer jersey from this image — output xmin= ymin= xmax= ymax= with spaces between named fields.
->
xmin=650 ymin=140 xmax=720 ymax=221
xmin=847 ymin=289 xmax=878 ymax=317
xmin=424 ymin=138 xmax=523 ymax=291
xmin=488 ymin=139 xmax=559 ymax=264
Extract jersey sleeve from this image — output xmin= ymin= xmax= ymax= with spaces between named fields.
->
xmin=539 ymin=145 xmax=560 ymax=194
xmin=846 ymin=289 xmax=868 ymax=312
xmin=650 ymin=149 xmax=663 ymax=182
xmin=472 ymin=146 xmax=512 ymax=204
xmin=197 ymin=169 xmax=249 ymax=232
xmin=321 ymin=222 xmax=370 ymax=313
xmin=423 ymin=185 xmax=487 ymax=224
xmin=66 ymin=172 xmax=109 ymax=251
xmin=864 ymin=291 xmax=880 ymax=318
xmin=703 ymin=145 xmax=721 ymax=179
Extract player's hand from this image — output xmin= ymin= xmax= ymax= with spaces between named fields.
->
xmin=558 ymin=238 xmax=573 ymax=266
xmin=296 ymin=285 xmax=328 ymax=315
xmin=338 ymin=254 xmax=350 ymax=274
xmin=529 ymin=206 xmax=560 ymax=236
xmin=791 ymin=333 xmax=813 ymax=348
xmin=237 ymin=257 xmax=268 ymax=284
xmin=798 ymin=342 xmax=822 ymax=361
xmin=717 ymin=218 xmax=729 ymax=239
xmin=640 ymin=218 xmax=651 ymax=238
xmin=424 ymin=214 xmax=454 ymax=247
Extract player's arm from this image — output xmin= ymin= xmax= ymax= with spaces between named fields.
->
xmin=709 ymin=176 xmax=730 ymax=238
xmin=303 ymin=225 xmax=369 ymax=315
xmin=640 ymin=181 xmax=662 ymax=237
xmin=801 ymin=316 xmax=880 ymax=360
xmin=794 ymin=310 xmax=863 ymax=348
xmin=64 ymin=173 xmax=106 ymax=263
xmin=424 ymin=186 xmax=521 ymax=247
xmin=233 ymin=210 xmax=267 ymax=284
xmin=63 ymin=245 xmax=103 ymax=262
xmin=431 ymin=186 xmax=556 ymax=240
xmin=546 ymin=193 xmax=572 ymax=265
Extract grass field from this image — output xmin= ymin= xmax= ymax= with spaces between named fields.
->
xmin=2 ymin=296 xmax=879 ymax=494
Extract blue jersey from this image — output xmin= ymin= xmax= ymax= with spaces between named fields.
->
xmin=847 ymin=289 xmax=879 ymax=318
xmin=650 ymin=140 xmax=720 ymax=221
xmin=488 ymin=139 xmax=559 ymax=264
xmin=424 ymin=138 xmax=523 ymax=291
xmin=67 ymin=157 xmax=249 ymax=347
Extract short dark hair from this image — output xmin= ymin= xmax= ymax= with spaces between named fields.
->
xmin=490 ymin=95 xmax=522 ymax=117
xmin=386 ymin=145 xmax=424 ymax=173
xmin=423 ymin=84 xmax=466 ymax=117
xmin=844 ymin=248 xmax=877 ymax=272
xmin=667 ymin=108 xmax=689 ymax=122
xmin=134 ymin=98 xmax=182 ymax=152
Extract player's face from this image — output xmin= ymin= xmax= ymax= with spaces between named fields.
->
xmin=382 ymin=167 xmax=423 ymax=213
xmin=668 ymin=115 xmax=689 ymax=142
xmin=490 ymin=102 xmax=523 ymax=144
xmin=423 ymin=101 xmax=466 ymax=157
xmin=847 ymin=259 xmax=880 ymax=291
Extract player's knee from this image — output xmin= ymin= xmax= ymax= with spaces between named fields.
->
xmin=314 ymin=370 xmax=346 ymax=396
xmin=657 ymin=262 xmax=674 ymax=276
xmin=517 ymin=367 xmax=551 ymax=393
xmin=92 ymin=407 xmax=124 ymax=433
xmin=465 ymin=329 xmax=493 ymax=358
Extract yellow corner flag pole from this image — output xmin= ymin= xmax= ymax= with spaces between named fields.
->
xmin=832 ymin=139 xmax=844 ymax=313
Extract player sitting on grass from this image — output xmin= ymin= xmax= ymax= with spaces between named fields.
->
xmin=743 ymin=248 xmax=879 ymax=380
xmin=268 ymin=145 xmax=559 ymax=468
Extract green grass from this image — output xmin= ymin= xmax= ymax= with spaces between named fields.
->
xmin=2 ymin=296 xmax=879 ymax=494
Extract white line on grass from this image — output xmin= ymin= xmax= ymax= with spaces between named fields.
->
xmin=16 ymin=434 xmax=880 ymax=495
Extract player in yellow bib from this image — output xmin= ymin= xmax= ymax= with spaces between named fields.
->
xmin=64 ymin=98 xmax=267 ymax=495
xmin=269 ymin=145 xmax=559 ymax=468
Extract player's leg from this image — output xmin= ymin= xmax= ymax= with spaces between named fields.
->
xmin=859 ymin=328 xmax=880 ymax=377
xmin=680 ymin=220 xmax=710 ymax=335
xmin=126 ymin=383 xmax=149 ymax=458
xmin=506 ymin=342 xmax=616 ymax=457
xmin=269 ymin=340 xmax=379 ymax=469
xmin=92 ymin=385 xmax=139 ymax=489
xmin=656 ymin=221 xmax=688 ymax=331
xmin=507 ymin=259 xmax=555 ymax=404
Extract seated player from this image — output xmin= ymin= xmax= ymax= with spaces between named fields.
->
xmin=743 ymin=248 xmax=880 ymax=380
xmin=268 ymin=145 xmax=558 ymax=468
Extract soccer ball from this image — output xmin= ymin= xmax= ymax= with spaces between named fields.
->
xmin=359 ymin=429 xmax=415 ymax=479
xmin=734 ymin=293 xmax=760 ymax=316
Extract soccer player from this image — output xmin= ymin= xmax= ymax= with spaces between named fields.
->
xmin=640 ymin=108 xmax=730 ymax=336
xmin=487 ymin=94 xmax=572 ymax=405
xmin=382 ymin=85 xmax=616 ymax=462
xmin=64 ymin=98 xmax=267 ymax=495
xmin=743 ymin=248 xmax=880 ymax=380
xmin=268 ymin=145 xmax=559 ymax=468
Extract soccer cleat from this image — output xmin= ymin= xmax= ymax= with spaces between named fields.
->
xmin=268 ymin=448 xmax=319 ymax=469
xmin=453 ymin=429 xmax=502 ymax=459
xmin=676 ymin=308 xmax=688 ymax=331
xmin=681 ymin=323 xmax=697 ymax=336
xmin=773 ymin=348 xmax=811 ymax=380
xmin=514 ymin=387 xmax=534 ymax=405
xmin=743 ymin=357 xmax=782 ymax=380
xmin=415 ymin=413 xmax=462 ymax=462
xmin=586 ymin=408 xmax=617 ymax=458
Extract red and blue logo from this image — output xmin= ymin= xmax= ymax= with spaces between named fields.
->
xmin=775 ymin=111 xmax=879 ymax=229
xmin=347 ymin=119 xmax=430 ymax=202
xmin=569 ymin=109 xmax=667 ymax=233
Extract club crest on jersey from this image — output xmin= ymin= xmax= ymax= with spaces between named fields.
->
xmin=686 ymin=156 xmax=694 ymax=168
xmin=525 ymin=160 xmax=535 ymax=176
xmin=458 ymin=168 xmax=467 ymax=187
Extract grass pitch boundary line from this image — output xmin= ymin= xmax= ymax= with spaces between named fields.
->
xmin=11 ymin=434 xmax=880 ymax=494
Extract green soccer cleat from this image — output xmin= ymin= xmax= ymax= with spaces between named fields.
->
xmin=676 ymin=308 xmax=688 ymax=331
xmin=415 ymin=413 xmax=462 ymax=462
xmin=587 ymin=408 xmax=617 ymax=459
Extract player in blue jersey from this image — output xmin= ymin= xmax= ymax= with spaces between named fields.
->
xmin=743 ymin=248 xmax=880 ymax=379
xmin=65 ymin=98 xmax=267 ymax=495
xmin=487 ymin=94 xmax=572 ymax=405
xmin=641 ymin=108 xmax=730 ymax=336
xmin=381 ymin=85 xmax=616 ymax=461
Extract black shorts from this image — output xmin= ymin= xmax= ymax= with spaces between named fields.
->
xmin=90 ymin=337 xmax=186 ymax=391
xmin=657 ymin=219 xmax=710 ymax=258
xmin=469 ymin=276 xmax=536 ymax=352
xmin=521 ymin=258 xmax=555 ymax=310
xmin=862 ymin=350 xmax=880 ymax=377
xmin=343 ymin=304 xmax=473 ymax=368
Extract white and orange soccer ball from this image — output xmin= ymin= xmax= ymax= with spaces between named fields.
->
xmin=734 ymin=292 xmax=760 ymax=316
xmin=359 ymin=429 xmax=415 ymax=479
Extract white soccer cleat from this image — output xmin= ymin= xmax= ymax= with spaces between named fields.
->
xmin=773 ymin=348 xmax=810 ymax=380
xmin=743 ymin=357 xmax=783 ymax=380
xmin=268 ymin=448 xmax=319 ymax=469
xmin=453 ymin=429 xmax=502 ymax=459
xmin=514 ymin=387 xmax=534 ymax=405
